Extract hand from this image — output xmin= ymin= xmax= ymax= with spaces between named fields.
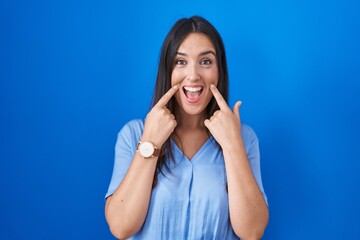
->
xmin=142 ymin=85 xmax=179 ymax=147
xmin=204 ymin=84 xmax=242 ymax=150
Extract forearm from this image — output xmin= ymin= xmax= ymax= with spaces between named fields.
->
xmin=105 ymin=151 xmax=157 ymax=239
xmin=223 ymin=138 xmax=268 ymax=239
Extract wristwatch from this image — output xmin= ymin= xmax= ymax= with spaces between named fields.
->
xmin=137 ymin=141 xmax=163 ymax=158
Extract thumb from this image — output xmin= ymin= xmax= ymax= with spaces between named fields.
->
xmin=232 ymin=101 xmax=242 ymax=119
xmin=204 ymin=119 xmax=215 ymax=135
xmin=204 ymin=119 xmax=211 ymax=129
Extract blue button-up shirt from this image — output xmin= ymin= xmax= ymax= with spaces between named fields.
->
xmin=106 ymin=119 xmax=267 ymax=239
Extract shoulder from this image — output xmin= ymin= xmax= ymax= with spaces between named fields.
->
xmin=241 ymin=123 xmax=258 ymax=142
xmin=240 ymin=123 xmax=259 ymax=152
xmin=117 ymin=119 xmax=145 ymax=140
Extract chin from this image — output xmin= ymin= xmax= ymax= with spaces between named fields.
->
xmin=178 ymin=99 xmax=209 ymax=116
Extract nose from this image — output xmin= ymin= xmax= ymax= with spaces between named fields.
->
xmin=186 ymin=64 xmax=200 ymax=82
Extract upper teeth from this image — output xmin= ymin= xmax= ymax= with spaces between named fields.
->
xmin=184 ymin=86 xmax=202 ymax=92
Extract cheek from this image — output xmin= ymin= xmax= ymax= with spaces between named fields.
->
xmin=207 ymin=69 xmax=219 ymax=86
xmin=171 ymin=70 xmax=182 ymax=86
xmin=174 ymin=91 xmax=181 ymax=103
xmin=214 ymin=70 xmax=219 ymax=86
xmin=213 ymin=77 xmax=219 ymax=86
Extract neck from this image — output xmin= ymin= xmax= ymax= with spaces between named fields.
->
xmin=174 ymin=107 xmax=207 ymax=130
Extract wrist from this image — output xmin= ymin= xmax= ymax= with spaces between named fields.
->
xmin=140 ymin=132 xmax=163 ymax=148
xmin=137 ymin=140 xmax=164 ymax=159
xmin=221 ymin=136 xmax=245 ymax=154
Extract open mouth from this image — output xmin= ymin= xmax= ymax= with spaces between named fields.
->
xmin=183 ymin=86 xmax=203 ymax=103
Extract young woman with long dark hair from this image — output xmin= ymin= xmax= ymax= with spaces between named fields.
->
xmin=105 ymin=16 xmax=269 ymax=239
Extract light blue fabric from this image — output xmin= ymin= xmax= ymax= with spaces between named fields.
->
xmin=106 ymin=119 xmax=268 ymax=239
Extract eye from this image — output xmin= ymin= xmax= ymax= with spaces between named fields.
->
xmin=200 ymin=59 xmax=212 ymax=65
xmin=175 ymin=59 xmax=186 ymax=65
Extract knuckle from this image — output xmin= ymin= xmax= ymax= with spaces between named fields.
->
xmin=146 ymin=112 xmax=152 ymax=119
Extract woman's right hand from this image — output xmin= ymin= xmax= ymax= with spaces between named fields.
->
xmin=142 ymin=85 xmax=179 ymax=147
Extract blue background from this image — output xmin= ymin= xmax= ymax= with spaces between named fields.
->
xmin=1 ymin=0 xmax=359 ymax=239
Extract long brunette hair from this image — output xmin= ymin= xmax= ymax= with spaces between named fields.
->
xmin=151 ymin=16 xmax=229 ymax=185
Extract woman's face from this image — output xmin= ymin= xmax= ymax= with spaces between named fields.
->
xmin=171 ymin=33 xmax=219 ymax=117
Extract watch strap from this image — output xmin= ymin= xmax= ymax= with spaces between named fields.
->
xmin=153 ymin=146 xmax=164 ymax=157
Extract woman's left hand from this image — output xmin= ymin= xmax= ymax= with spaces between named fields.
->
xmin=204 ymin=84 xmax=243 ymax=151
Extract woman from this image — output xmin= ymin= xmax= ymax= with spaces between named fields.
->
xmin=105 ymin=16 xmax=269 ymax=239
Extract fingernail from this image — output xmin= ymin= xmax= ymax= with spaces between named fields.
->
xmin=173 ymin=85 xmax=178 ymax=90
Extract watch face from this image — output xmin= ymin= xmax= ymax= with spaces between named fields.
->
xmin=139 ymin=141 xmax=155 ymax=158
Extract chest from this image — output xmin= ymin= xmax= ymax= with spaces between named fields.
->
xmin=154 ymin=144 xmax=228 ymax=203
xmin=173 ymin=131 xmax=209 ymax=160
xmin=142 ymin=144 xmax=231 ymax=238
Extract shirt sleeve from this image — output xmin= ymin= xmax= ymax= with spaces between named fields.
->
xmin=241 ymin=124 xmax=268 ymax=206
xmin=105 ymin=119 xmax=143 ymax=199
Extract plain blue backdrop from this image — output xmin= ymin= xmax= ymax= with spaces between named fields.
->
xmin=1 ymin=0 xmax=360 ymax=239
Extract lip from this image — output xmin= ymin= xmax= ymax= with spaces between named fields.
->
xmin=182 ymin=85 xmax=204 ymax=104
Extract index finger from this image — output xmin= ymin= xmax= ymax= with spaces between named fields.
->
xmin=155 ymin=85 xmax=179 ymax=108
xmin=210 ymin=84 xmax=229 ymax=110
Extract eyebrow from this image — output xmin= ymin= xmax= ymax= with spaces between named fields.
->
xmin=176 ymin=50 xmax=216 ymax=57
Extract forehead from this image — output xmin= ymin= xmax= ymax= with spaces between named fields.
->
xmin=177 ymin=33 xmax=216 ymax=53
